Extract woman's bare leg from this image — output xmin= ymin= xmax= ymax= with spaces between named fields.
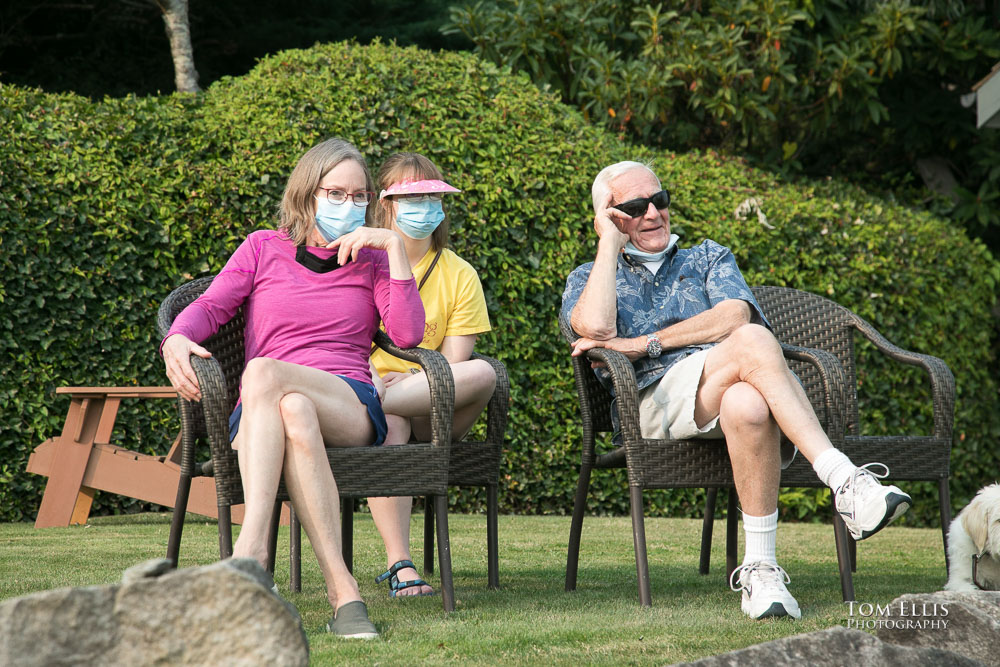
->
xmin=231 ymin=357 xmax=376 ymax=610
xmin=367 ymin=414 xmax=434 ymax=596
xmin=368 ymin=359 xmax=496 ymax=595
xmin=383 ymin=358 xmax=496 ymax=440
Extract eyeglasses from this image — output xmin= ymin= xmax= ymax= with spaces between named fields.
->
xmin=613 ymin=189 xmax=671 ymax=218
xmin=394 ymin=194 xmax=443 ymax=204
xmin=317 ymin=187 xmax=374 ymax=207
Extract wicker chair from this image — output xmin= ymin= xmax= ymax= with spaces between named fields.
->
xmin=559 ymin=309 xmax=850 ymax=606
xmin=750 ymin=285 xmax=955 ymax=571
xmin=419 ymin=352 xmax=509 ymax=589
xmin=288 ymin=352 xmax=510 ymax=592
xmin=159 ymin=276 xmax=461 ymax=611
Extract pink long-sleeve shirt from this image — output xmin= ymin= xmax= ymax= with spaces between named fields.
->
xmin=165 ymin=230 xmax=425 ymax=387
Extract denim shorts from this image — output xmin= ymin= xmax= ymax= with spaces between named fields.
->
xmin=228 ymin=375 xmax=387 ymax=446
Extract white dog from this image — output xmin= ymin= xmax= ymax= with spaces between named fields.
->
xmin=945 ymin=483 xmax=1000 ymax=591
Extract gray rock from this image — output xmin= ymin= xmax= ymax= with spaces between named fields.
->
xmin=0 ymin=585 xmax=117 ymax=666
xmin=0 ymin=558 xmax=308 ymax=666
xmin=877 ymin=591 xmax=1000 ymax=667
xmin=120 ymin=557 xmax=174 ymax=584
xmin=677 ymin=626 xmax=982 ymax=667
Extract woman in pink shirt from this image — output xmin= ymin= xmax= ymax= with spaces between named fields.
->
xmin=161 ymin=138 xmax=424 ymax=640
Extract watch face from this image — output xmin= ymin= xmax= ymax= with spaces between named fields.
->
xmin=646 ymin=335 xmax=662 ymax=358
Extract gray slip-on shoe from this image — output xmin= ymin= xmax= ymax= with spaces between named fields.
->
xmin=326 ymin=600 xmax=379 ymax=640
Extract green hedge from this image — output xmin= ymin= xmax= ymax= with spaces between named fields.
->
xmin=2 ymin=41 xmax=997 ymax=526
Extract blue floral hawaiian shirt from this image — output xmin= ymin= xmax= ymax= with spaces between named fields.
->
xmin=561 ymin=238 xmax=769 ymax=392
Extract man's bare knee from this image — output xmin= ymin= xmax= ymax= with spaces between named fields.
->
xmin=727 ymin=323 xmax=785 ymax=376
xmin=720 ymin=382 xmax=773 ymax=428
xmin=729 ymin=323 xmax=779 ymax=353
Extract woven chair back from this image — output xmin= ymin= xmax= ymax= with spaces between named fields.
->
xmin=751 ymin=286 xmax=860 ymax=436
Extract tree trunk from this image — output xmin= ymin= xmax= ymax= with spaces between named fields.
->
xmin=155 ymin=0 xmax=200 ymax=93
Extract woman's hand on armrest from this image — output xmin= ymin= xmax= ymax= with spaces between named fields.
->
xmin=163 ymin=333 xmax=212 ymax=402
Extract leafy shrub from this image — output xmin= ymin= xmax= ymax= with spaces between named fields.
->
xmin=445 ymin=0 xmax=1000 ymax=248
xmin=1 ymin=41 xmax=997 ymax=527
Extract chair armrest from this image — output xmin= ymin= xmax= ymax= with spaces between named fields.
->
xmin=583 ymin=347 xmax=643 ymax=445
xmin=373 ymin=329 xmax=455 ymax=448
xmin=184 ymin=353 xmax=233 ymax=478
xmin=471 ymin=352 xmax=510 ymax=446
xmin=849 ymin=314 xmax=956 ymax=438
xmin=778 ymin=343 xmax=848 ymax=446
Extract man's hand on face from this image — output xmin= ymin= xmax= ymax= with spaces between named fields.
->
xmin=593 ymin=192 xmax=631 ymax=251
xmin=571 ymin=335 xmax=645 ymax=366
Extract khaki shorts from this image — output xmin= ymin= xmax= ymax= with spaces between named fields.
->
xmin=639 ymin=349 xmax=723 ymax=440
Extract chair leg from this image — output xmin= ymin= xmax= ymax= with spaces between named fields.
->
xmin=629 ymin=485 xmax=652 ymax=607
xmin=290 ymin=506 xmax=301 ymax=593
xmin=341 ymin=497 xmax=354 ymax=574
xmin=725 ymin=489 xmax=738 ymax=583
xmin=423 ymin=498 xmax=435 ymax=576
xmin=849 ymin=534 xmax=857 ymax=573
xmin=265 ymin=501 xmax=281 ymax=575
xmin=434 ymin=494 xmax=456 ymax=612
xmin=219 ymin=505 xmax=233 ymax=559
xmin=565 ymin=464 xmax=593 ymax=592
xmin=938 ymin=478 xmax=952 ymax=573
xmin=699 ymin=488 xmax=718 ymax=575
xmin=487 ymin=483 xmax=499 ymax=590
xmin=832 ymin=513 xmax=856 ymax=602
xmin=166 ymin=471 xmax=193 ymax=567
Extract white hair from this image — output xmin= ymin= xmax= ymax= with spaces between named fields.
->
xmin=591 ymin=161 xmax=660 ymax=214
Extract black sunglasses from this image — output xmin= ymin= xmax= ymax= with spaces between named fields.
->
xmin=613 ymin=189 xmax=671 ymax=218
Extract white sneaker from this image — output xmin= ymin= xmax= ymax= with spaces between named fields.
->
xmin=834 ymin=462 xmax=911 ymax=540
xmin=730 ymin=561 xmax=801 ymax=619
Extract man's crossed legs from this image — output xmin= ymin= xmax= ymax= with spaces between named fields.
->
xmin=641 ymin=324 xmax=911 ymax=619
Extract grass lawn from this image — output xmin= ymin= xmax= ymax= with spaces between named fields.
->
xmin=0 ymin=511 xmax=946 ymax=665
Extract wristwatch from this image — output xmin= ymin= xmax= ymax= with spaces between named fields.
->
xmin=645 ymin=334 xmax=662 ymax=359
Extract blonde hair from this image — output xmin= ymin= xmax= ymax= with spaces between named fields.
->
xmin=591 ymin=160 xmax=660 ymax=214
xmin=279 ymin=138 xmax=373 ymax=245
xmin=374 ymin=152 xmax=451 ymax=251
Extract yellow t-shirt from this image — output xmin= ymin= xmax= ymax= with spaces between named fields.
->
xmin=371 ymin=247 xmax=492 ymax=375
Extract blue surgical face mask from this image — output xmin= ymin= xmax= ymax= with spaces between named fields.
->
xmin=395 ymin=200 xmax=445 ymax=240
xmin=314 ymin=196 xmax=366 ymax=242
xmin=625 ymin=234 xmax=679 ymax=263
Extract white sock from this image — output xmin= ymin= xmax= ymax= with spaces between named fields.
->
xmin=812 ymin=448 xmax=856 ymax=492
xmin=742 ymin=510 xmax=778 ymax=566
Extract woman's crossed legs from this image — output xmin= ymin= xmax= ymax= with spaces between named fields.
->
xmin=232 ymin=356 xmax=375 ymax=612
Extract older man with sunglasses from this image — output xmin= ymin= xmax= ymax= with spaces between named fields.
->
xmin=561 ymin=161 xmax=912 ymax=620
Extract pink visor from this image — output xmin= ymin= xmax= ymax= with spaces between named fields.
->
xmin=379 ymin=178 xmax=461 ymax=200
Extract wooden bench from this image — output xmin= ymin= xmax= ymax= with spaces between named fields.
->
xmin=27 ymin=387 xmax=224 ymax=527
